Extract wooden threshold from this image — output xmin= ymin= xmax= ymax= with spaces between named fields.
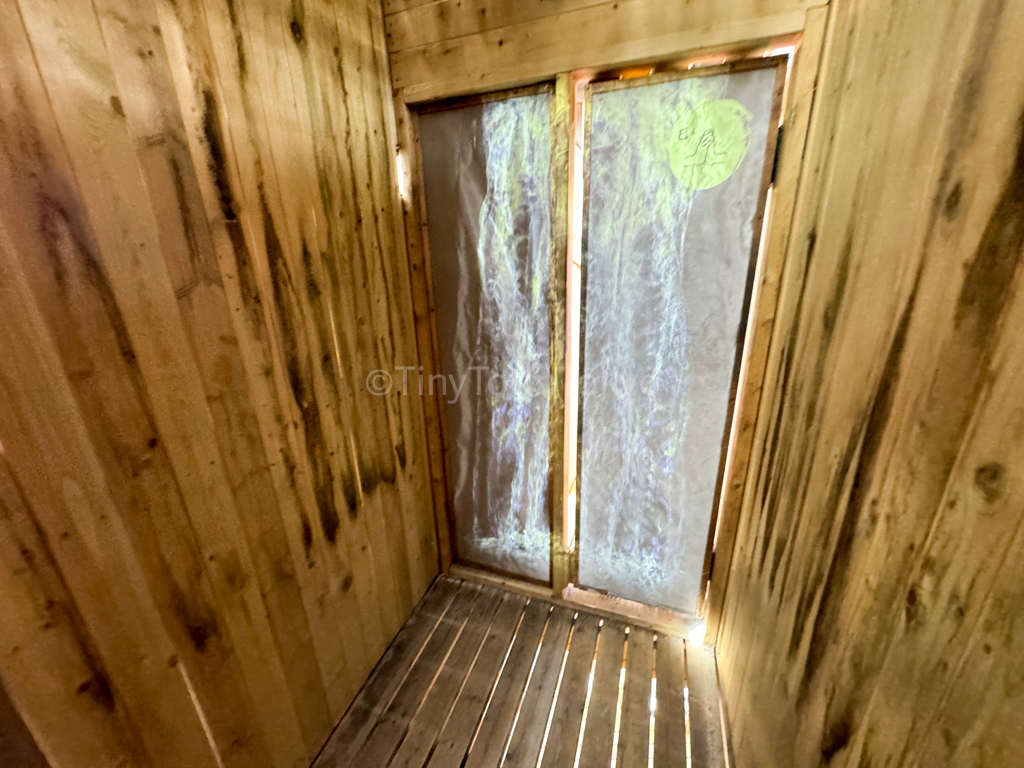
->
xmin=450 ymin=564 xmax=703 ymax=640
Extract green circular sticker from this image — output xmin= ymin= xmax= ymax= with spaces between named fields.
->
xmin=669 ymin=99 xmax=753 ymax=190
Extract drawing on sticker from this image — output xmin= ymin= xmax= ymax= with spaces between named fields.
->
xmin=669 ymin=99 xmax=752 ymax=190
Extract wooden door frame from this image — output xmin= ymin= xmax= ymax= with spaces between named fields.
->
xmin=390 ymin=6 xmax=830 ymax=642
xmin=393 ymin=82 xmax=569 ymax=588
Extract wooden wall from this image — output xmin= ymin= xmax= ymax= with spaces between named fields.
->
xmin=383 ymin=0 xmax=822 ymax=102
xmin=383 ymin=0 xmax=1024 ymax=766
xmin=0 ymin=0 xmax=438 ymax=766
xmin=715 ymin=0 xmax=1024 ymax=766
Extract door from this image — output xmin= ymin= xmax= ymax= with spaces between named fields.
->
xmin=576 ymin=62 xmax=784 ymax=613
xmin=418 ymin=86 xmax=560 ymax=583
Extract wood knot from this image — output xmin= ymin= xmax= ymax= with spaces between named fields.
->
xmin=974 ymin=461 xmax=1005 ymax=503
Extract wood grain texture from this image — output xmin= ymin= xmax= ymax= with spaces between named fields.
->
xmin=0 ymin=680 xmax=47 ymax=768
xmin=0 ymin=0 xmax=438 ymax=764
xmin=538 ymin=613 xmax=600 ymax=768
xmin=653 ymin=636 xmax=686 ymax=768
xmin=425 ymin=590 xmax=528 ymax=768
xmin=704 ymin=5 xmax=828 ymax=633
xmin=316 ymin=576 xmax=725 ymax=768
xmin=714 ymin=0 xmax=1024 ymax=767
xmin=387 ymin=0 xmax=816 ymax=102
xmin=578 ymin=620 xmax=627 ymax=768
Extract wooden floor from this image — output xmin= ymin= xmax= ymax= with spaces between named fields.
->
xmin=315 ymin=576 xmax=727 ymax=768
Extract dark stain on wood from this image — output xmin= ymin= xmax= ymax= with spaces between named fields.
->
xmin=904 ymin=584 xmax=924 ymax=630
xmin=759 ymin=228 xmax=816 ymax=576
xmin=260 ymin=188 xmax=343 ymax=543
xmin=300 ymin=512 xmax=314 ymax=559
xmin=952 ymin=111 xmax=1024 ymax=345
xmin=225 ymin=0 xmax=247 ymax=78
xmin=796 ymin=271 xmax=919 ymax=698
xmin=169 ymin=579 xmax=218 ymax=653
xmin=77 ymin=672 xmax=116 ymax=712
xmin=220 ymin=550 xmax=250 ymax=592
xmin=333 ymin=44 xmax=399 ymax=495
xmin=973 ymin=461 xmax=1005 ymax=502
xmin=201 ymin=90 xmax=237 ymax=223
xmin=168 ymin=153 xmax=203 ymax=274
xmin=943 ymin=180 xmax=963 ymax=220
xmin=820 ymin=709 xmax=851 ymax=763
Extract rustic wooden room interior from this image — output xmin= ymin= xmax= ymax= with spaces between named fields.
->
xmin=2 ymin=0 xmax=1023 ymax=766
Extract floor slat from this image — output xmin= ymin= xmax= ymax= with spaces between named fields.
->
xmin=687 ymin=643 xmax=726 ymax=768
xmin=463 ymin=599 xmax=550 ymax=768
xmin=314 ymin=577 xmax=729 ymax=768
xmin=352 ymin=584 xmax=484 ymax=766
xmin=619 ymin=628 xmax=655 ymax=767
xmin=654 ymin=635 xmax=687 ymax=768
xmin=425 ymin=592 xmax=527 ymax=768
xmin=388 ymin=587 xmax=505 ymax=768
xmin=578 ymin=620 xmax=628 ymax=768
xmin=317 ymin=577 xmax=459 ymax=766
xmin=538 ymin=613 xmax=601 ymax=768
xmin=501 ymin=606 xmax=575 ymax=767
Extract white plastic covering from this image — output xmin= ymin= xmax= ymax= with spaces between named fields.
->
xmin=419 ymin=93 xmax=553 ymax=581
xmin=578 ymin=67 xmax=778 ymax=612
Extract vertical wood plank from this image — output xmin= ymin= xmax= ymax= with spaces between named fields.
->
xmin=0 ymin=7 xmax=281 ymax=767
xmin=154 ymin=0 xmax=369 ymax=715
xmin=705 ymin=3 xmax=829 ymax=639
xmin=0 ymin=230 xmax=221 ymax=768
xmin=366 ymin=0 xmax=442 ymax=600
xmin=0 ymin=455 xmax=152 ymax=768
xmin=392 ymin=94 xmax=453 ymax=575
xmin=92 ymin=0 xmax=335 ymax=747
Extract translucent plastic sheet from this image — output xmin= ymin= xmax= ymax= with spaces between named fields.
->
xmin=578 ymin=67 xmax=778 ymax=611
xmin=419 ymin=92 xmax=552 ymax=581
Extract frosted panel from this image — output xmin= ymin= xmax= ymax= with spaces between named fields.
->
xmin=578 ymin=67 xmax=778 ymax=611
xmin=419 ymin=93 xmax=552 ymax=581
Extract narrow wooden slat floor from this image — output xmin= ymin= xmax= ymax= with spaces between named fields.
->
xmin=315 ymin=576 xmax=727 ymax=768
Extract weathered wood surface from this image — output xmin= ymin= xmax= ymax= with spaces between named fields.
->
xmin=704 ymin=4 xmax=828 ymax=632
xmin=385 ymin=0 xmax=825 ymax=101
xmin=0 ymin=0 xmax=438 ymax=765
xmin=714 ymin=0 xmax=1024 ymax=767
xmin=653 ymin=636 xmax=687 ymax=767
xmin=317 ymin=576 xmax=726 ymax=768
xmin=0 ymin=679 xmax=47 ymax=768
